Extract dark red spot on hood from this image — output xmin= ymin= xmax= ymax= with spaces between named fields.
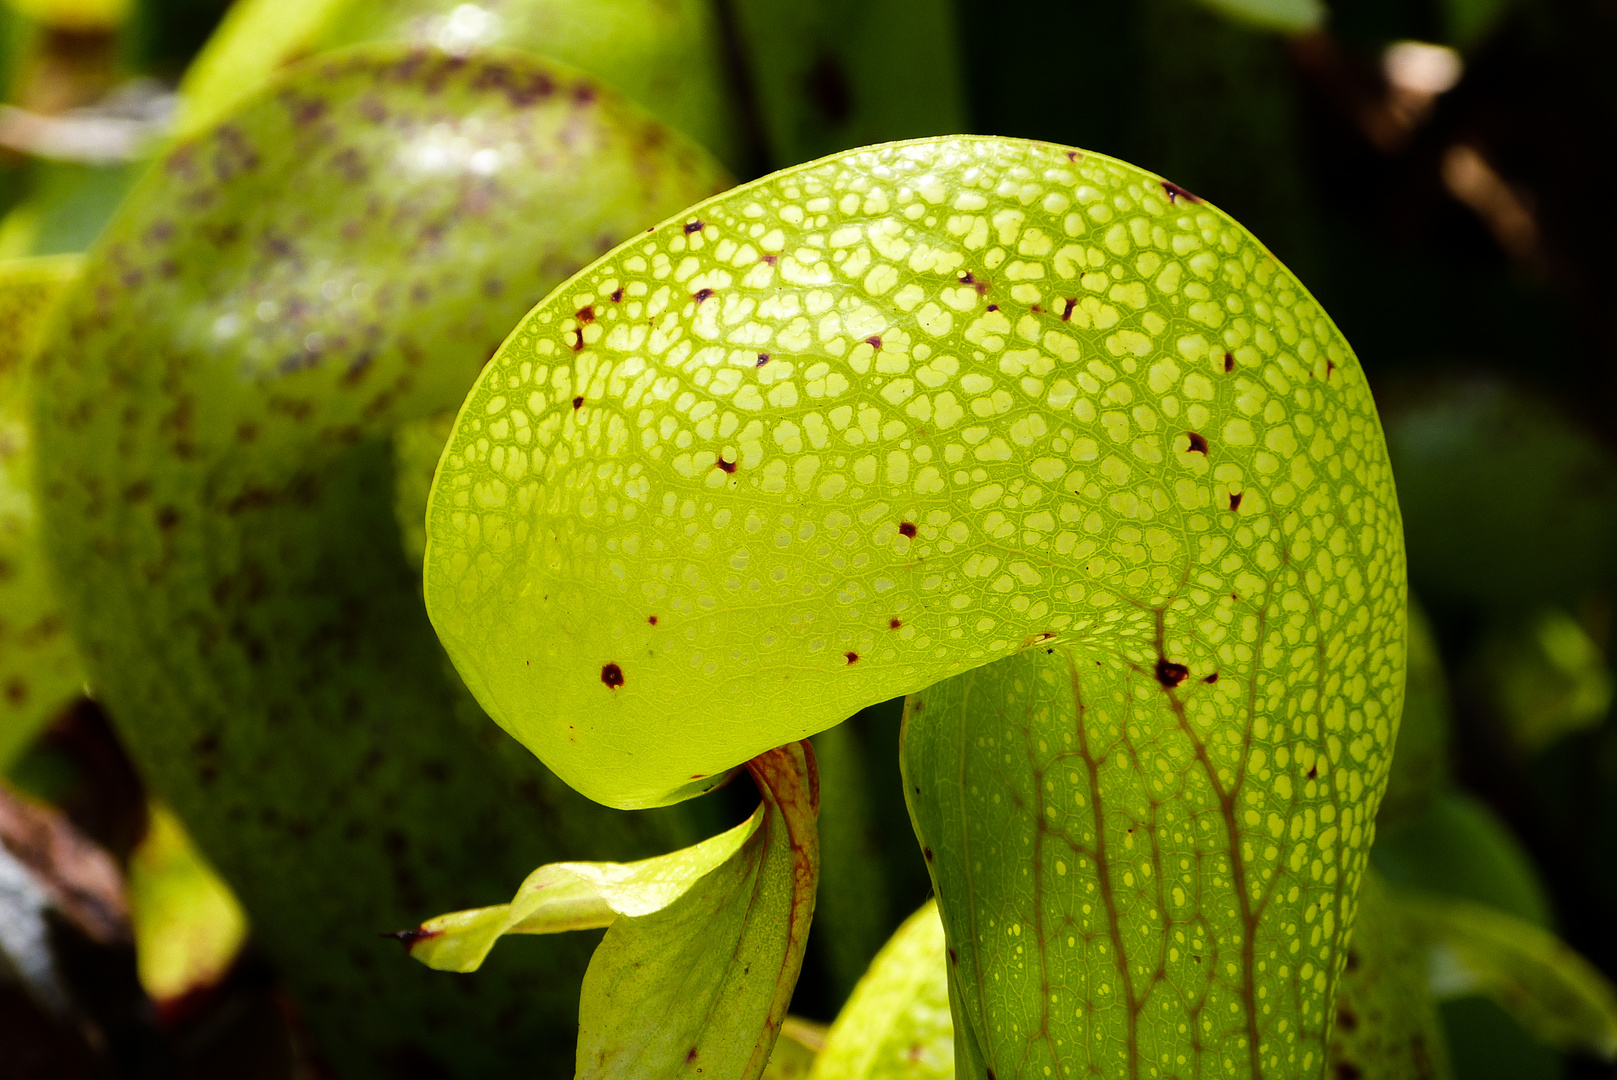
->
xmin=1154 ymin=658 xmax=1189 ymax=688
xmin=1186 ymin=431 xmax=1208 ymax=454
xmin=601 ymin=663 xmax=624 ymax=688
xmin=1161 ymin=180 xmax=1201 ymax=204
xmin=684 ymin=220 xmax=705 ymax=234
xmin=382 ymin=927 xmax=441 ymax=949
xmin=898 ymin=521 xmax=917 ymax=537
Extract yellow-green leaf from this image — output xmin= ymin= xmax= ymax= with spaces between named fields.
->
xmin=33 ymin=44 xmax=731 ymax=1076
xmin=127 ymin=802 xmax=249 ymax=1005
xmin=408 ymin=809 xmax=762 ymax=973
xmin=0 ymin=255 xmax=85 ymax=770
xmin=425 ymin=136 xmax=1405 ymax=815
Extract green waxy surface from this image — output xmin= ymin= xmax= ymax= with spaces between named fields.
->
xmin=810 ymin=886 xmax=1446 ymax=1080
xmin=0 ymin=256 xmax=85 ymax=769
xmin=32 ymin=46 xmax=729 ymax=1078
xmin=177 ymin=0 xmax=745 ymax=169
xmin=426 ymin=136 xmax=1406 ymax=817
xmin=1330 ymin=874 xmax=1452 ymax=1080
xmin=810 ymin=900 xmax=954 ymax=1080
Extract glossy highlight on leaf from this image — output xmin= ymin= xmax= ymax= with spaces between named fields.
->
xmin=177 ymin=0 xmax=745 ymax=169
xmin=425 ymin=136 xmax=1405 ymax=818
xmin=0 ymin=255 xmax=86 ymax=769
xmin=33 ymin=44 xmax=730 ymax=1077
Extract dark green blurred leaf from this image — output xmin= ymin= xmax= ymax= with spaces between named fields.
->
xmin=177 ymin=0 xmax=746 ymax=169
xmin=810 ymin=717 xmax=891 ymax=1004
xmin=728 ymin=0 xmax=967 ymax=168
xmin=1374 ymin=791 xmax=1552 ymax=927
xmin=1383 ymin=378 xmax=1617 ymax=611
xmin=0 ymin=161 xmax=136 ymax=257
xmin=1405 ymin=891 xmax=1617 ymax=1059
xmin=1439 ymin=997 xmax=1562 ymax=1080
xmin=1441 ymin=0 xmax=1515 ymax=47
xmin=1474 ymin=609 xmax=1612 ymax=754
xmin=1192 ymin=0 xmax=1323 ymax=32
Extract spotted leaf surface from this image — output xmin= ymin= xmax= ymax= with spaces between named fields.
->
xmin=178 ymin=0 xmax=745 ymax=169
xmin=902 ymin=610 xmax=1399 ymax=1080
xmin=426 ymin=136 xmax=1405 ymax=812
xmin=32 ymin=46 xmax=729 ymax=1078
xmin=0 ymin=256 xmax=85 ymax=769
xmin=809 ymin=882 xmax=1443 ymax=1080
xmin=810 ymin=900 xmax=954 ymax=1080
